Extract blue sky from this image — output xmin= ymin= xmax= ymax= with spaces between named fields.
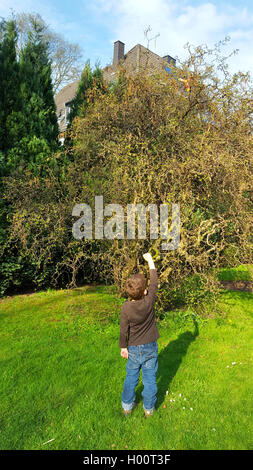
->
xmin=1 ymin=0 xmax=253 ymax=76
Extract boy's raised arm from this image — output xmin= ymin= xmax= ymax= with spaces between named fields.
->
xmin=143 ymin=252 xmax=158 ymax=301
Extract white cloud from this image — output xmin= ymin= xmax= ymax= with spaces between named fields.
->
xmin=95 ymin=0 xmax=253 ymax=76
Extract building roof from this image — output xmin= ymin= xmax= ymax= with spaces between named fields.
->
xmin=103 ymin=43 xmax=175 ymax=82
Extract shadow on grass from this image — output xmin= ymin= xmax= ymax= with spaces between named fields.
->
xmin=0 ymin=285 xmax=120 ymax=319
xmin=218 ymin=290 xmax=253 ymax=318
xmin=219 ymin=290 xmax=253 ymax=302
xmin=156 ymin=318 xmax=199 ymax=410
xmin=135 ymin=318 xmax=199 ymax=410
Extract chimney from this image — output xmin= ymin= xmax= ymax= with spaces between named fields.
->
xmin=113 ymin=40 xmax=125 ymax=65
xmin=163 ymin=55 xmax=176 ymax=66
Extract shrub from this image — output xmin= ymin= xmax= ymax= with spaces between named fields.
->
xmin=2 ymin=42 xmax=253 ymax=311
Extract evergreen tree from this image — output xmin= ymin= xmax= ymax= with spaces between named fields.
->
xmin=0 ymin=20 xmax=21 ymax=296
xmin=68 ymin=60 xmax=104 ymax=123
xmin=6 ymin=18 xmax=59 ymax=171
xmin=20 ymin=20 xmax=58 ymax=141
xmin=0 ymin=17 xmax=59 ymax=296
xmin=0 ymin=19 xmax=20 ymax=160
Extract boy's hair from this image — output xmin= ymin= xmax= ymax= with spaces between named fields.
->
xmin=126 ymin=273 xmax=146 ymax=300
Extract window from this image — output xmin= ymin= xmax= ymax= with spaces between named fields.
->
xmin=165 ymin=66 xmax=171 ymax=74
xmin=65 ymin=101 xmax=72 ymax=124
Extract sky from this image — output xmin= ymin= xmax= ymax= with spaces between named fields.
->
xmin=1 ymin=0 xmax=253 ymax=77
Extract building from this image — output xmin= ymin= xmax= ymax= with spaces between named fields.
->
xmin=103 ymin=40 xmax=176 ymax=82
xmin=54 ymin=41 xmax=176 ymax=140
xmin=54 ymin=80 xmax=79 ymax=141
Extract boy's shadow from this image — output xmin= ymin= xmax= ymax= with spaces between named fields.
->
xmin=135 ymin=318 xmax=199 ymax=410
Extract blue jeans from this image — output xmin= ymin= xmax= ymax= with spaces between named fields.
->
xmin=122 ymin=340 xmax=158 ymax=412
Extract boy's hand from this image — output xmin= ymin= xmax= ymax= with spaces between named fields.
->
xmin=143 ymin=252 xmax=153 ymax=262
xmin=143 ymin=252 xmax=155 ymax=269
xmin=121 ymin=348 xmax=129 ymax=359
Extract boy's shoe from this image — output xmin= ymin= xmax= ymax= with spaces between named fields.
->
xmin=123 ymin=402 xmax=137 ymax=416
xmin=144 ymin=408 xmax=154 ymax=418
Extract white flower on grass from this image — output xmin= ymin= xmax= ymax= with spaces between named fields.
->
xmin=227 ymin=365 xmax=230 ymax=368
xmin=166 ymin=391 xmax=168 ymax=395
xmin=190 ymin=407 xmax=193 ymax=411
xmin=183 ymin=407 xmax=185 ymax=410
xmin=179 ymin=393 xmax=182 ymax=397
xmin=232 ymin=362 xmax=236 ymax=365
xmin=212 ymin=428 xmax=216 ymax=431
xmin=184 ymin=398 xmax=187 ymax=401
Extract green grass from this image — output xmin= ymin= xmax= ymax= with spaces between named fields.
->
xmin=0 ymin=282 xmax=253 ymax=450
xmin=217 ymin=264 xmax=253 ymax=282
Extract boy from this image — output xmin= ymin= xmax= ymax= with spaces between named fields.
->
xmin=119 ymin=252 xmax=159 ymax=418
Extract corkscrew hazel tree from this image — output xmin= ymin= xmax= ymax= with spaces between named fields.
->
xmin=3 ymin=41 xmax=253 ymax=311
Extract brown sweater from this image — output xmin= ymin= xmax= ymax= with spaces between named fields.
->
xmin=118 ymin=269 xmax=160 ymax=348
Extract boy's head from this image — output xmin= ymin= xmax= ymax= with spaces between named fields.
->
xmin=126 ymin=273 xmax=147 ymax=300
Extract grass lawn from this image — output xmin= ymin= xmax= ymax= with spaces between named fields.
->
xmin=0 ymin=280 xmax=253 ymax=450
